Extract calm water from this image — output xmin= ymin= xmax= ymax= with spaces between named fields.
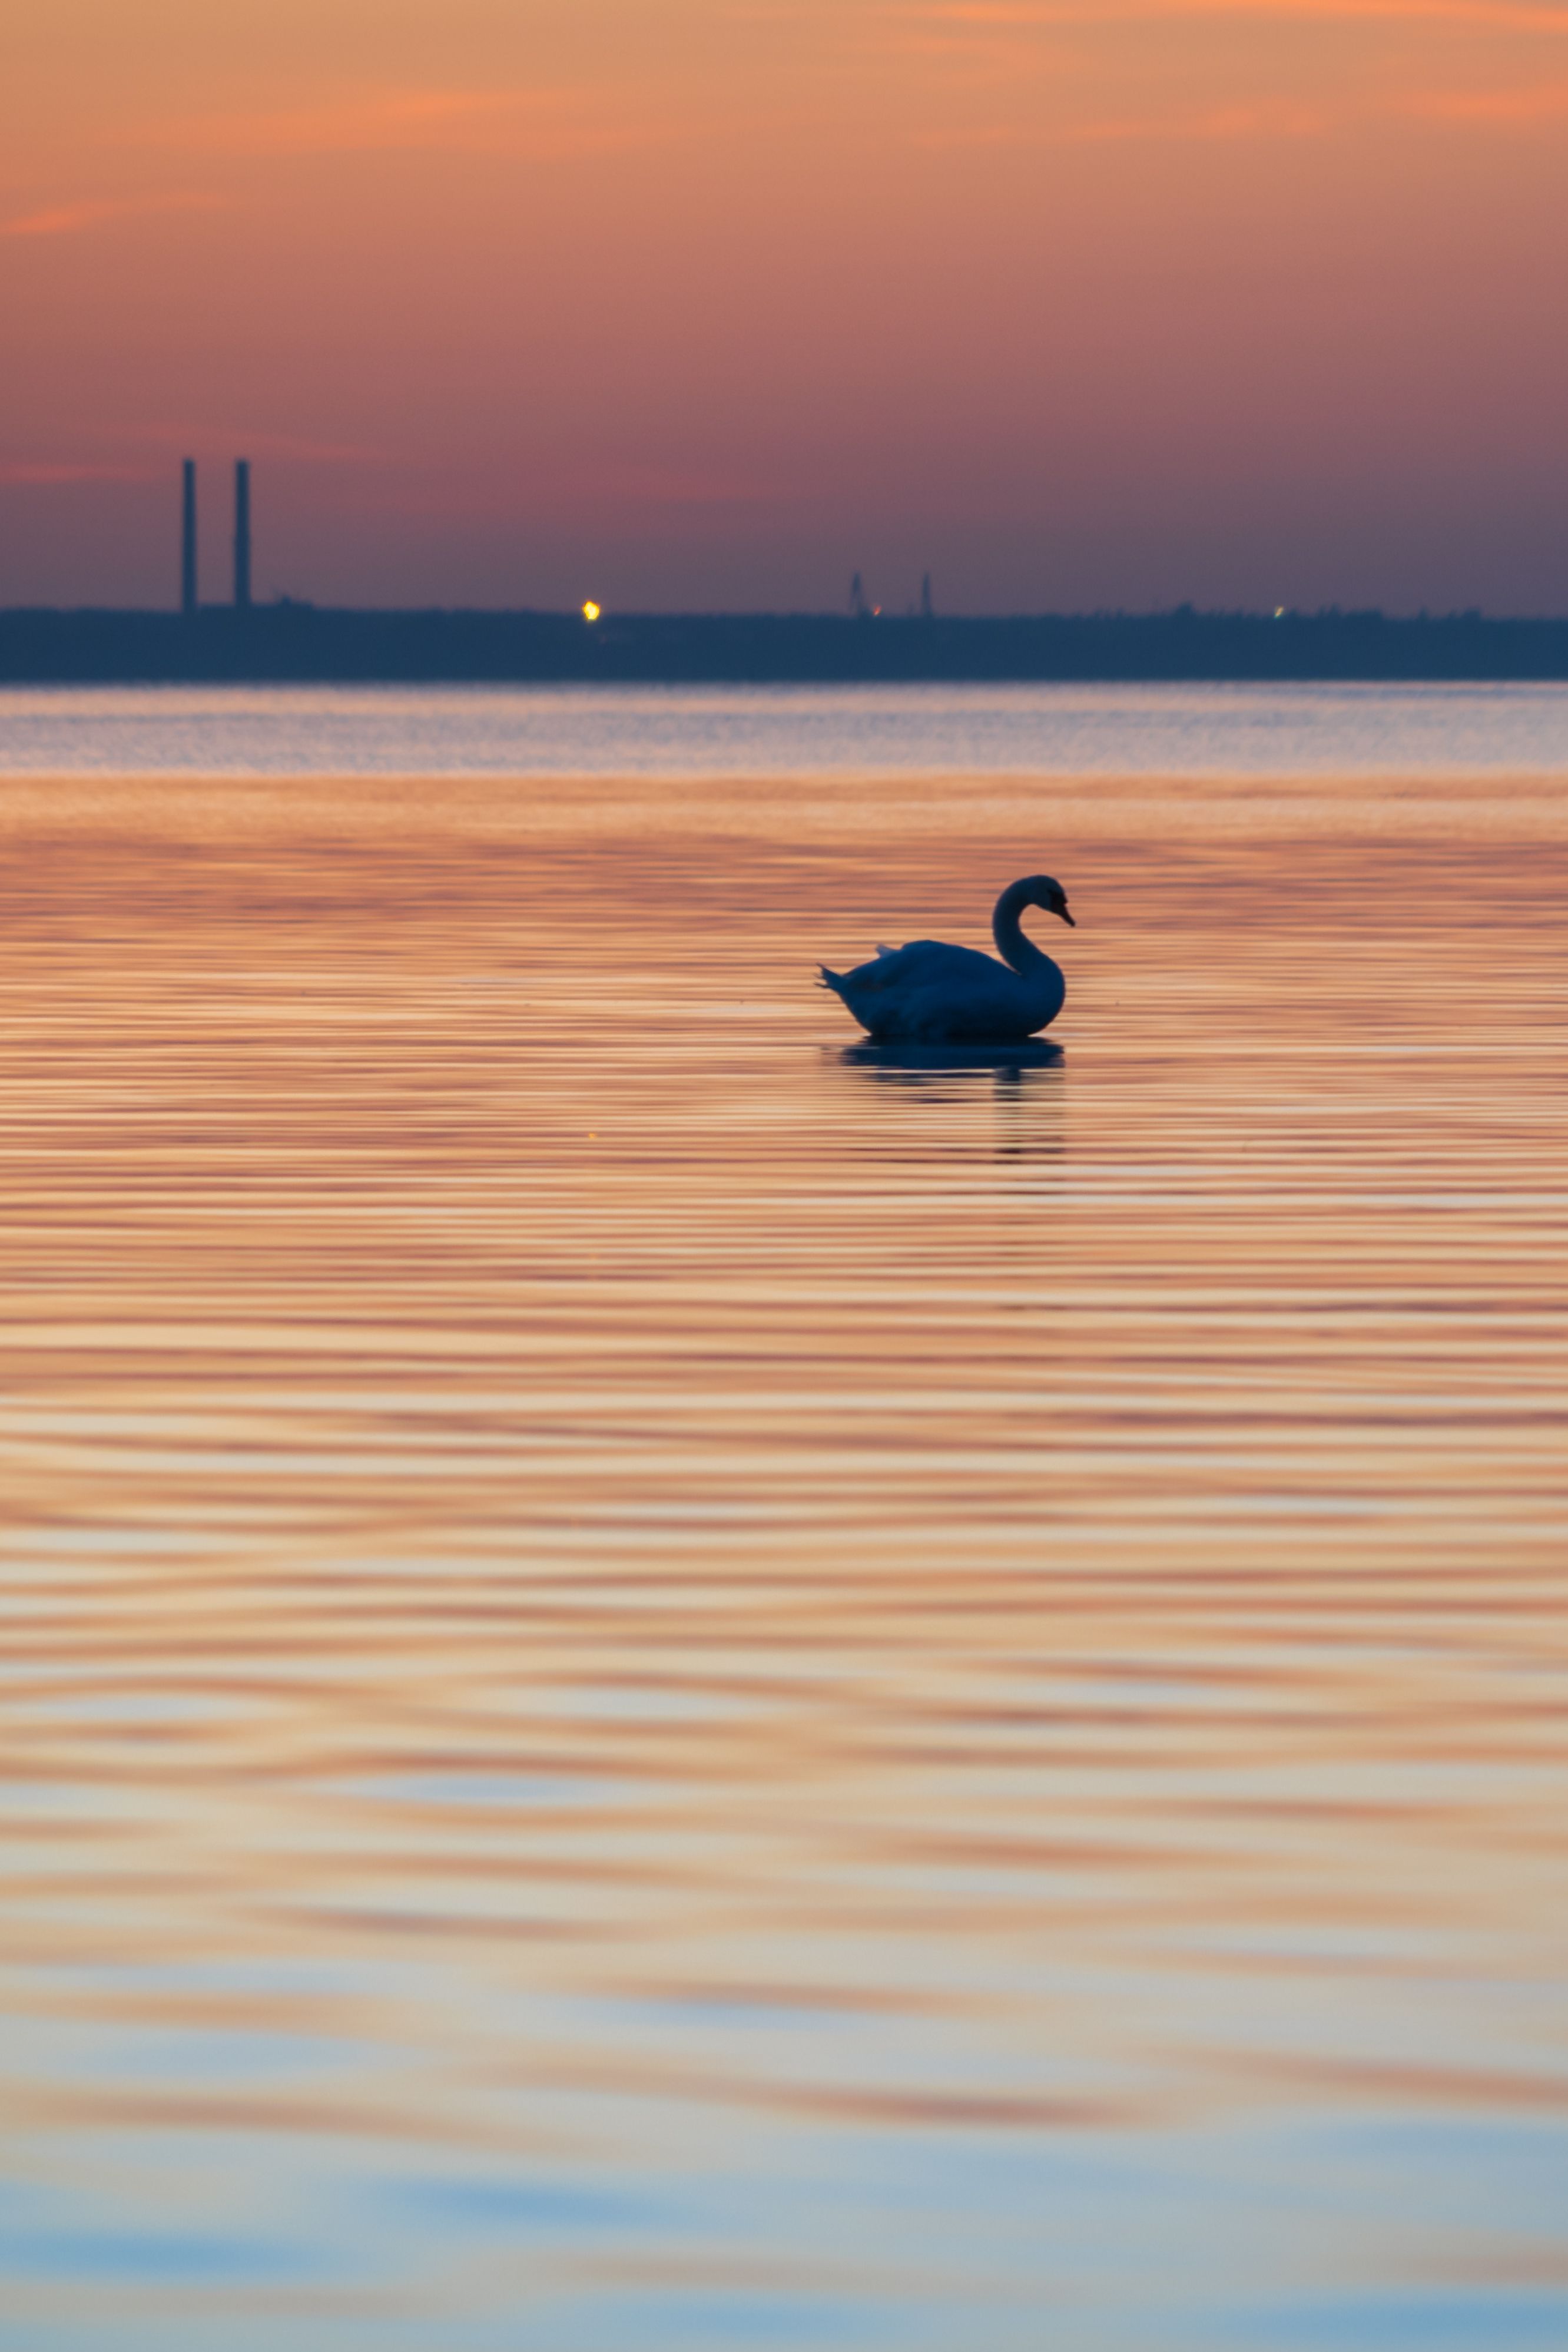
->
xmin=0 ymin=700 xmax=1565 ymax=2349
xmin=3 ymin=679 xmax=1568 ymax=778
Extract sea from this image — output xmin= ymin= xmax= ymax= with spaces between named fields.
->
xmin=0 ymin=682 xmax=1564 ymax=2350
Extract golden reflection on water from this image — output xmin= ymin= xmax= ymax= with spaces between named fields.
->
xmin=0 ymin=768 xmax=1565 ymax=2348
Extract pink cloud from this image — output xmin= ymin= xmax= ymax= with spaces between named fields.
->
xmin=114 ymin=425 xmax=390 ymax=467
xmin=920 ymin=95 xmax=1329 ymax=145
xmin=0 ymin=190 xmax=225 ymax=240
xmin=1405 ymin=74 xmax=1568 ymax=114
xmin=173 ymin=86 xmax=662 ymax=162
xmin=0 ymin=462 xmax=153 ymax=485
xmin=913 ymin=1 xmax=1568 ymax=26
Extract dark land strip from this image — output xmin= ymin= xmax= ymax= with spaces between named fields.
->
xmin=5 ymin=605 xmax=1568 ymax=684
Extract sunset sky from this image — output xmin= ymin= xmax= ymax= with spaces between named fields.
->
xmin=4 ymin=0 xmax=1566 ymax=612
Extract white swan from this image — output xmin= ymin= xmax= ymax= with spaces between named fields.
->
xmin=819 ymin=874 xmax=1074 ymax=1044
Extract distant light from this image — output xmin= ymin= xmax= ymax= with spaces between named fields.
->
xmin=1274 ymin=606 xmax=1286 ymax=619
xmin=872 ymin=605 xmax=882 ymax=617
xmin=582 ymin=600 xmax=601 ymax=623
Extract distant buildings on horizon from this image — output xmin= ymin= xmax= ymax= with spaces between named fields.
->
xmin=8 ymin=461 xmax=1565 ymax=645
xmin=180 ymin=459 xmax=946 ymax=627
xmin=180 ymin=458 xmax=253 ymax=615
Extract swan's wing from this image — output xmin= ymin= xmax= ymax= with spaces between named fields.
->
xmin=841 ymin=939 xmax=997 ymax=994
xmin=846 ymin=936 xmax=959 ymax=983
xmin=831 ymin=939 xmax=1053 ymax=1039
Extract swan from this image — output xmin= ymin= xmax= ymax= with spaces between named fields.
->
xmin=819 ymin=874 xmax=1074 ymax=1044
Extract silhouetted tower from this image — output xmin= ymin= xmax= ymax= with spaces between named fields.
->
xmin=850 ymin=571 xmax=869 ymax=620
xmin=233 ymin=459 xmax=252 ymax=610
xmin=920 ymin=571 xmax=933 ymax=621
xmin=181 ymin=460 xmax=197 ymax=616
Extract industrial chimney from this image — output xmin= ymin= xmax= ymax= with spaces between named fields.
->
xmin=181 ymin=459 xmax=197 ymax=616
xmin=233 ymin=459 xmax=252 ymax=609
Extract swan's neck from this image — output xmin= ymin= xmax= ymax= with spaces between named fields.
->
xmin=992 ymin=880 xmax=1049 ymax=976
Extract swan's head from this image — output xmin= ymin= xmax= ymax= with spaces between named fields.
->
xmin=1026 ymin=874 xmax=1074 ymax=927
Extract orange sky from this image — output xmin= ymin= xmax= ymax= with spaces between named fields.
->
xmin=3 ymin=0 xmax=1566 ymax=611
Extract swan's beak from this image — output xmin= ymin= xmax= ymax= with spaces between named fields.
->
xmin=1059 ymin=907 xmax=1075 ymax=926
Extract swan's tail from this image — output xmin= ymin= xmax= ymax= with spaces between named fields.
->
xmin=817 ymin=964 xmax=848 ymax=998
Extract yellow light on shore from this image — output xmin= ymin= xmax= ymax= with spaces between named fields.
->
xmin=582 ymin=600 xmax=601 ymax=623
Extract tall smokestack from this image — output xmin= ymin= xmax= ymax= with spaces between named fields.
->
xmin=233 ymin=459 xmax=251 ymax=609
xmin=181 ymin=459 xmax=197 ymax=616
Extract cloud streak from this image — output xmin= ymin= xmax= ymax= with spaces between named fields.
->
xmin=921 ymin=75 xmax=1568 ymax=145
xmin=0 ymin=191 xmax=225 ymax=240
xmin=0 ymin=462 xmax=153 ymax=486
xmin=909 ymin=0 xmax=1568 ymax=26
xmin=921 ymin=95 xmax=1329 ymax=143
xmin=1405 ymin=72 xmax=1568 ymax=111
xmin=115 ymin=425 xmax=390 ymax=467
xmin=173 ymin=86 xmax=662 ymax=163
xmin=1 ymin=189 xmax=227 ymax=240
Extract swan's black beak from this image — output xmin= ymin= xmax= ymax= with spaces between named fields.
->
xmin=1059 ymin=907 xmax=1075 ymax=926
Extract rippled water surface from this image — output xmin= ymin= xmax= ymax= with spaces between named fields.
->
xmin=1 ymin=738 xmax=1565 ymax=2349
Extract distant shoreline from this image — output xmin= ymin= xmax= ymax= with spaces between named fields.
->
xmin=4 ymin=606 xmax=1568 ymax=685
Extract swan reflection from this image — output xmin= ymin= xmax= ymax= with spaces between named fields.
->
xmin=838 ymin=1038 xmax=1063 ymax=1075
xmin=830 ymin=1041 xmax=1065 ymax=1163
